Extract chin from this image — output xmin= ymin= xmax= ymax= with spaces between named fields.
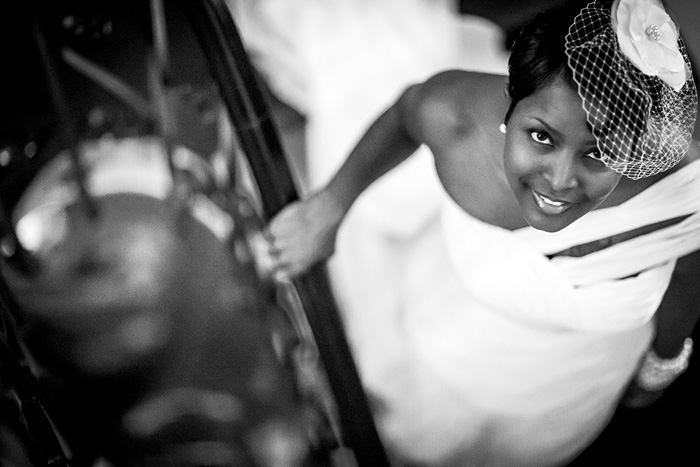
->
xmin=523 ymin=208 xmax=583 ymax=233
xmin=530 ymin=220 xmax=569 ymax=232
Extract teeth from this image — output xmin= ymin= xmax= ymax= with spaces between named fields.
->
xmin=531 ymin=188 xmax=571 ymax=213
xmin=539 ymin=195 xmax=564 ymax=206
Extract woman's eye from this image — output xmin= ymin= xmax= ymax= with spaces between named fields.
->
xmin=530 ymin=131 xmax=552 ymax=145
xmin=584 ymin=149 xmax=603 ymax=161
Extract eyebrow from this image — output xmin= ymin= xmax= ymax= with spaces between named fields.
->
xmin=532 ymin=117 xmax=562 ymax=138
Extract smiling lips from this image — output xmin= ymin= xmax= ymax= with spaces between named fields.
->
xmin=530 ymin=188 xmax=573 ymax=215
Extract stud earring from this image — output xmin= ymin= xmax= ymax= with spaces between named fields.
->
xmin=499 ymin=123 xmax=507 ymax=134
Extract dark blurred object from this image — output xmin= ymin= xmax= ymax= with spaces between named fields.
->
xmin=0 ymin=0 xmax=387 ymax=466
xmin=458 ymin=0 xmax=572 ymax=29
xmin=458 ymin=0 xmax=580 ymax=48
xmin=665 ymin=0 xmax=700 ymax=137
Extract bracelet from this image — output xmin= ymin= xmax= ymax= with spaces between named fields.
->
xmin=635 ymin=338 xmax=693 ymax=392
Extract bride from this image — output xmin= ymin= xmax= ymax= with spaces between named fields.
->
xmin=263 ymin=0 xmax=700 ymax=465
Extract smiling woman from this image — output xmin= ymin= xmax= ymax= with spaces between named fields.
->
xmin=502 ymin=75 xmax=623 ymax=232
xmin=263 ymin=0 xmax=700 ymax=465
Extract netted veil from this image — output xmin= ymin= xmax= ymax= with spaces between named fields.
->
xmin=564 ymin=0 xmax=697 ymax=179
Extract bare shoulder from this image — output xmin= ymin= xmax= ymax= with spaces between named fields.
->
xmin=397 ymin=70 xmax=521 ymax=227
xmin=399 ymin=69 xmax=509 ymax=147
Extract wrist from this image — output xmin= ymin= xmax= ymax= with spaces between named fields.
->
xmin=322 ymin=182 xmax=354 ymax=218
xmin=635 ymin=337 xmax=693 ymax=392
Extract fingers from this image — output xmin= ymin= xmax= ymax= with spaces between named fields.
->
xmin=247 ymin=230 xmax=278 ymax=279
xmin=267 ymin=202 xmax=306 ymax=233
xmin=261 ymin=196 xmax=333 ymax=280
xmin=266 ymin=233 xmax=282 ymax=258
xmin=262 ymin=229 xmax=307 ymax=282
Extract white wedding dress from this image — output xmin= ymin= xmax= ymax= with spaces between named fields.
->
xmin=360 ymin=160 xmax=700 ymax=465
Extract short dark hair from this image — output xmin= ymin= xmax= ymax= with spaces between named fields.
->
xmin=503 ymin=0 xmax=613 ymax=123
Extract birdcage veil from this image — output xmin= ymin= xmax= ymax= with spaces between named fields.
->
xmin=564 ymin=0 xmax=697 ymax=180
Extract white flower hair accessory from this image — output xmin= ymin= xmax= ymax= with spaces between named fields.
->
xmin=612 ymin=0 xmax=687 ymax=91
xmin=564 ymin=0 xmax=697 ymax=179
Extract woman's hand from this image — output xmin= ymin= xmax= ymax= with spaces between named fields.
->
xmin=263 ymin=189 xmax=347 ymax=281
xmin=620 ymin=379 xmax=664 ymax=409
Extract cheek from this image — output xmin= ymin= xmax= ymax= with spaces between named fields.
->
xmin=503 ymin=137 xmax=538 ymax=184
xmin=584 ymin=171 xmax=621 ymax=203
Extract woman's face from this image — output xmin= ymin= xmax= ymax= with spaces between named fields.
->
xmin=503 ymin=75 xmax=622 ymax=232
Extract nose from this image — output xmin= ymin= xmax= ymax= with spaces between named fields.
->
xmin=543 ymin=151 xmax=578 ymax=191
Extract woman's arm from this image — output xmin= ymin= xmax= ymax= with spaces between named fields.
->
xmin=263 ymin=76 xmax=446 ymax=279
xmin=323 ymin=82 xmax=426 ymax=213
xmin=264 ymin=69 xmax=482 ymax=279
xmin=652 ymin=249 xmax=700 ymax=358
xmin=623 ymin=248 xmax=700 ymax=407
xmin=325 ymin=69 xmax=486 ymax=209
